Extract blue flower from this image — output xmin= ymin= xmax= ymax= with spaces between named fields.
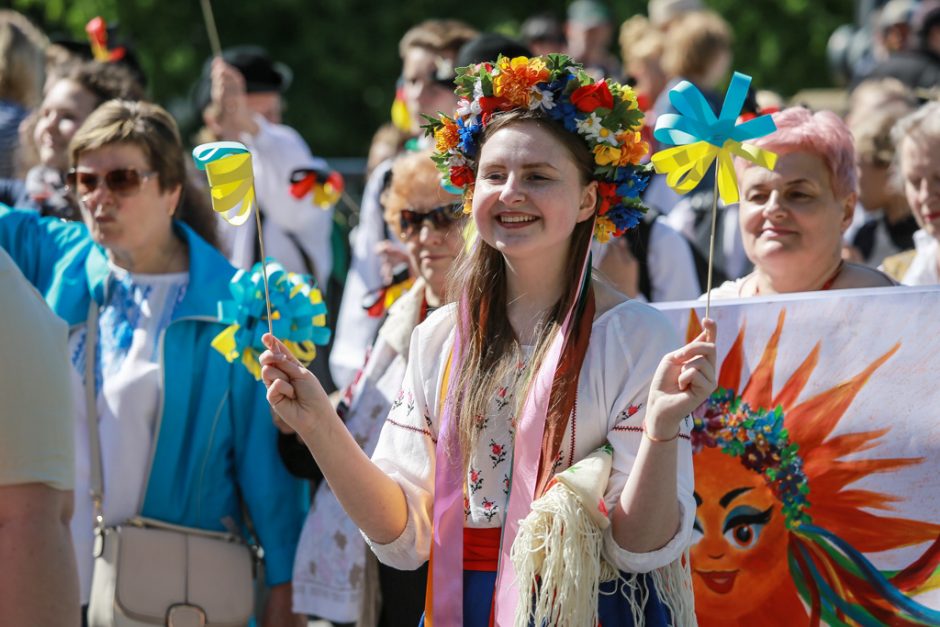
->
xmin=457 ymin=117 xmax=482 ymax=158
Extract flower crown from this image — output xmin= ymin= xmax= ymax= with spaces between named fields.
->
xmin=424 ymin=54 xmax=653 ymax=243
xmin=692 ymin=389 xmax=811 ymax=530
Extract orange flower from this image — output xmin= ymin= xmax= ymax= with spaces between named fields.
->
xmin=616 ymin=131 xmax=649 ymax=166
xmin=434 ymin=118 xmax=460 ymax=153
xmin=494 ymin=56 xmax=549 ymax=107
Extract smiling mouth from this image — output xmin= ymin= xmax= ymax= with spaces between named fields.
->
xmin=497 ymin=213 xmax=538 ymax=226
xmin=695 ymin=569 xmax=739 ymax=594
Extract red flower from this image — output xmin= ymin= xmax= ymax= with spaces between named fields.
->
xmin=627 ymin=404 xmax=640 ymax=417
xmin=478 ymin=96 xmax=512 ymax=116
xmin=596 ymin=182 xmax=618 ymax=215
xmin=450 ymin=165 xmax=474 ymax=187
xmin=571 ymin=81 xmax=614 ymax=113
xmin=491 ymin=443 xmax=503 ymax=455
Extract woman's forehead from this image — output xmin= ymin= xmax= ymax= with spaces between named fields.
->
xmin=478 ymin=124 xmax=570 ymax=167
xmin=741 ymin=151 xmax=828 ymax=188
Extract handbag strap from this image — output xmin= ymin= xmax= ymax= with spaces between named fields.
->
xmin=85 ymin=300 xmax=105 ymax=530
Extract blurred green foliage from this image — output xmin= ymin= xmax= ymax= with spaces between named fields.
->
xmin=12 ymin=0 xmax=853 ymax=157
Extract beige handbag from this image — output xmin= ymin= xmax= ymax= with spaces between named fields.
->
xmin=83 ymin=303 xmax=256 ymax=627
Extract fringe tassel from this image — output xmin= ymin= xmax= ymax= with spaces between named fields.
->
xmin=511 ymin=481 xmax=607 ymax=627
xmin=510 ymin=481 xmax=697 ymax=626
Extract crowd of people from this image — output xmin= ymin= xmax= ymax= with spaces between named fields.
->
xmin=0 ymin=1 xmax=938 ymax=626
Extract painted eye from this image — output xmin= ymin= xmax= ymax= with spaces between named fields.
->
xmin=722 ymin=505 xmax=772 ymax=550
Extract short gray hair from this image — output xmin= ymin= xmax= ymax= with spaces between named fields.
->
xmin=892 ymin=101 xmax=940 ymax=151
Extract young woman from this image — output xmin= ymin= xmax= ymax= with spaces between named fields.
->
xmin=261 ymin=56 xmax=717 ymax=626
xmin=292 ymin=150 xmax=462 ymax=626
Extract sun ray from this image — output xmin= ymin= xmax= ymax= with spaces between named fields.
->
xmin=741 ymin=310 xmax=786 ymax=409
xmin=773 ymin=342 xmax=821 ymax=408
xmin=786 ymin=343 xmax=901 ymax=450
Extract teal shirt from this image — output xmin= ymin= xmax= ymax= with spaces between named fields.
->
xmin=0 ymin=205 xmax=305 ymax=585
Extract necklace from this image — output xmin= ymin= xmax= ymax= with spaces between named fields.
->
xmin=753 ymin=260 xmax=844 ymax=296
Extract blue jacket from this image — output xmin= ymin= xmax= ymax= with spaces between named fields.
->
xmin=0 ymin=205 xmax=305 ymax=585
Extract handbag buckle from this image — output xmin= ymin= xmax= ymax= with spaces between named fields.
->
xmin=166 ymin=603 xmax=207 ymax=627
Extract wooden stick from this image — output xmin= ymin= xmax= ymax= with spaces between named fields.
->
xmin=199 ymin=0 xmax=223 ymax=58
xmin=254 ymin=209 xmax=275 ymax=336
xmin=200 ymin=0 xmax=274 ymax=338
xmin=704 ymin=169 xmax=720 ymax=320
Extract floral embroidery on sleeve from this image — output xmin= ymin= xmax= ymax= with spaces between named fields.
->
xmin=468 ymin=467 xmax=484 ymax=494
xmin=489 ymin=439 xmax=508 ymax=468
xmin=481 ymin=497 xmax=500 ymax=522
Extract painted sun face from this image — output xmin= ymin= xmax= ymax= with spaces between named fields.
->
xmin=690 ymin=447 xmax=790 ymax=619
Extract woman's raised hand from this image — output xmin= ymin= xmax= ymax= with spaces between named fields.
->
xmin=260 ymin=334 xmax=332 ymax=437
xmin=646 ymin=318 xmax=718 ymax=438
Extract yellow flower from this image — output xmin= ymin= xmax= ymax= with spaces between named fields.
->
xmin=494 ymin=56 xmax=549 ymax=107
xmin=619 ymin=84 xmax=640 ymax=110
xmin=594 ymin=215 xmax=616 ymax=243
xmin=434 ymin=118 xmax=460 ymax=153
xmin=593 ymin=144 xmax=621 ymax=166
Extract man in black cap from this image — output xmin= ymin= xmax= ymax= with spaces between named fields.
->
xmin=194 ymin=46 xmax=336 ymax=363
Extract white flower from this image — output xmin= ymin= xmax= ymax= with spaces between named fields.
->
xmin=456 ymin=98 xmax=482 ymax=121
xmin=576 ymin=113 xmax=618 ymax=146
xmin=448 ymin=152 xmax=468 ymax=167
xmin=528 ymin=87 xmax=556 ymax=111
xmin=473 ymin=79 xmax=484 ymax=100
xmin=576 ymin=113 xmax=602 ymax=136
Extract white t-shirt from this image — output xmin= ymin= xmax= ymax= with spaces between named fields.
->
xmin=218 ymin=115 xmax=334 ymax=288
xmin=899 ymin=230 xmax=940 ymax=286
xmin=366 ymin=300 xmax=695 ymax=574
xmin=69 ymin=263 xmax=188 ymax=602
xmin=0 ymin=248 xmax=73 ymax=490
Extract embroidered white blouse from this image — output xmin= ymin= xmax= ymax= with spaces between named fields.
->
xmin=366 ymin=299 xmax=695 ymax=574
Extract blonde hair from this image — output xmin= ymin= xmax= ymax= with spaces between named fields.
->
xmin=70 ymin=100 xmax=219 ymax=249
xmin=619 ymin=15 xmax=663 ymax=65
xmin=398 ymin=19 xmax=479 ymax=58
xmin=383 ymin=150 xmax=459 ymax=239
xmin=660 ymin=10 xmax=732 ymax=81
xmin=0 ymin=11 xmax=47 ymax=108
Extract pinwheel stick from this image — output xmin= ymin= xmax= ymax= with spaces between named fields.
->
xmin=199 ymin=0 xmax=223 ymax=59
xmin=254 ymin=210 xmax=274 ymax=336
xmin=705 ymin=172 xmax=719 ymax=319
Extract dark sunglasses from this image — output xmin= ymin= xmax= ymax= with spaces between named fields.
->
xmin=66 ymin=168 xmax=156 ymax=197
xmin=399 ymin=204 xmax=462 ymax=237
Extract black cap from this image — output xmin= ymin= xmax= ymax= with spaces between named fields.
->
xmin=192 ymin=45 xmax=293 ymax=113
xmin=455 ymin=33 xmax=533 ymax=70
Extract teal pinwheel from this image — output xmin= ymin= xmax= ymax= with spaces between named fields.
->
xmin=212 ymin=259 xmax=331 ymax=380
xmin=651 ymin=71 xmax=778 ymax=204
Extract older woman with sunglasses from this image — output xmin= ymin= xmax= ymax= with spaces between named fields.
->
xmin=289 ymin=150 xmax=462 ymax=627
xmin=0 ymin=100 xmax=305 ymax=627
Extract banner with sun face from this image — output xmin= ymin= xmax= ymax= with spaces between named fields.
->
xmin=656 ymin=287 xmax=940 ymax=627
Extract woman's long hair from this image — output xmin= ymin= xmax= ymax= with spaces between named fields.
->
xmin=447 ymin=109 xmax=596 ymax=464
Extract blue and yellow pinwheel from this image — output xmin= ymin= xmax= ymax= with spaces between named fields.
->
xmin=651 ymin=72 xmax=777 ymax=205
xmin=193 ymin=141 xmax=256 ymax=225
xmin=212 ymin=260 xmax=331 ymax=380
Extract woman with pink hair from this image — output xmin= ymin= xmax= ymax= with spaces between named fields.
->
xmin=707 ymin=107 xmax=894 ymax=298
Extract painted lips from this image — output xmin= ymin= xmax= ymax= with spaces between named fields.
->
xmin=696 ymin=569 xmax=739 ymax=594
